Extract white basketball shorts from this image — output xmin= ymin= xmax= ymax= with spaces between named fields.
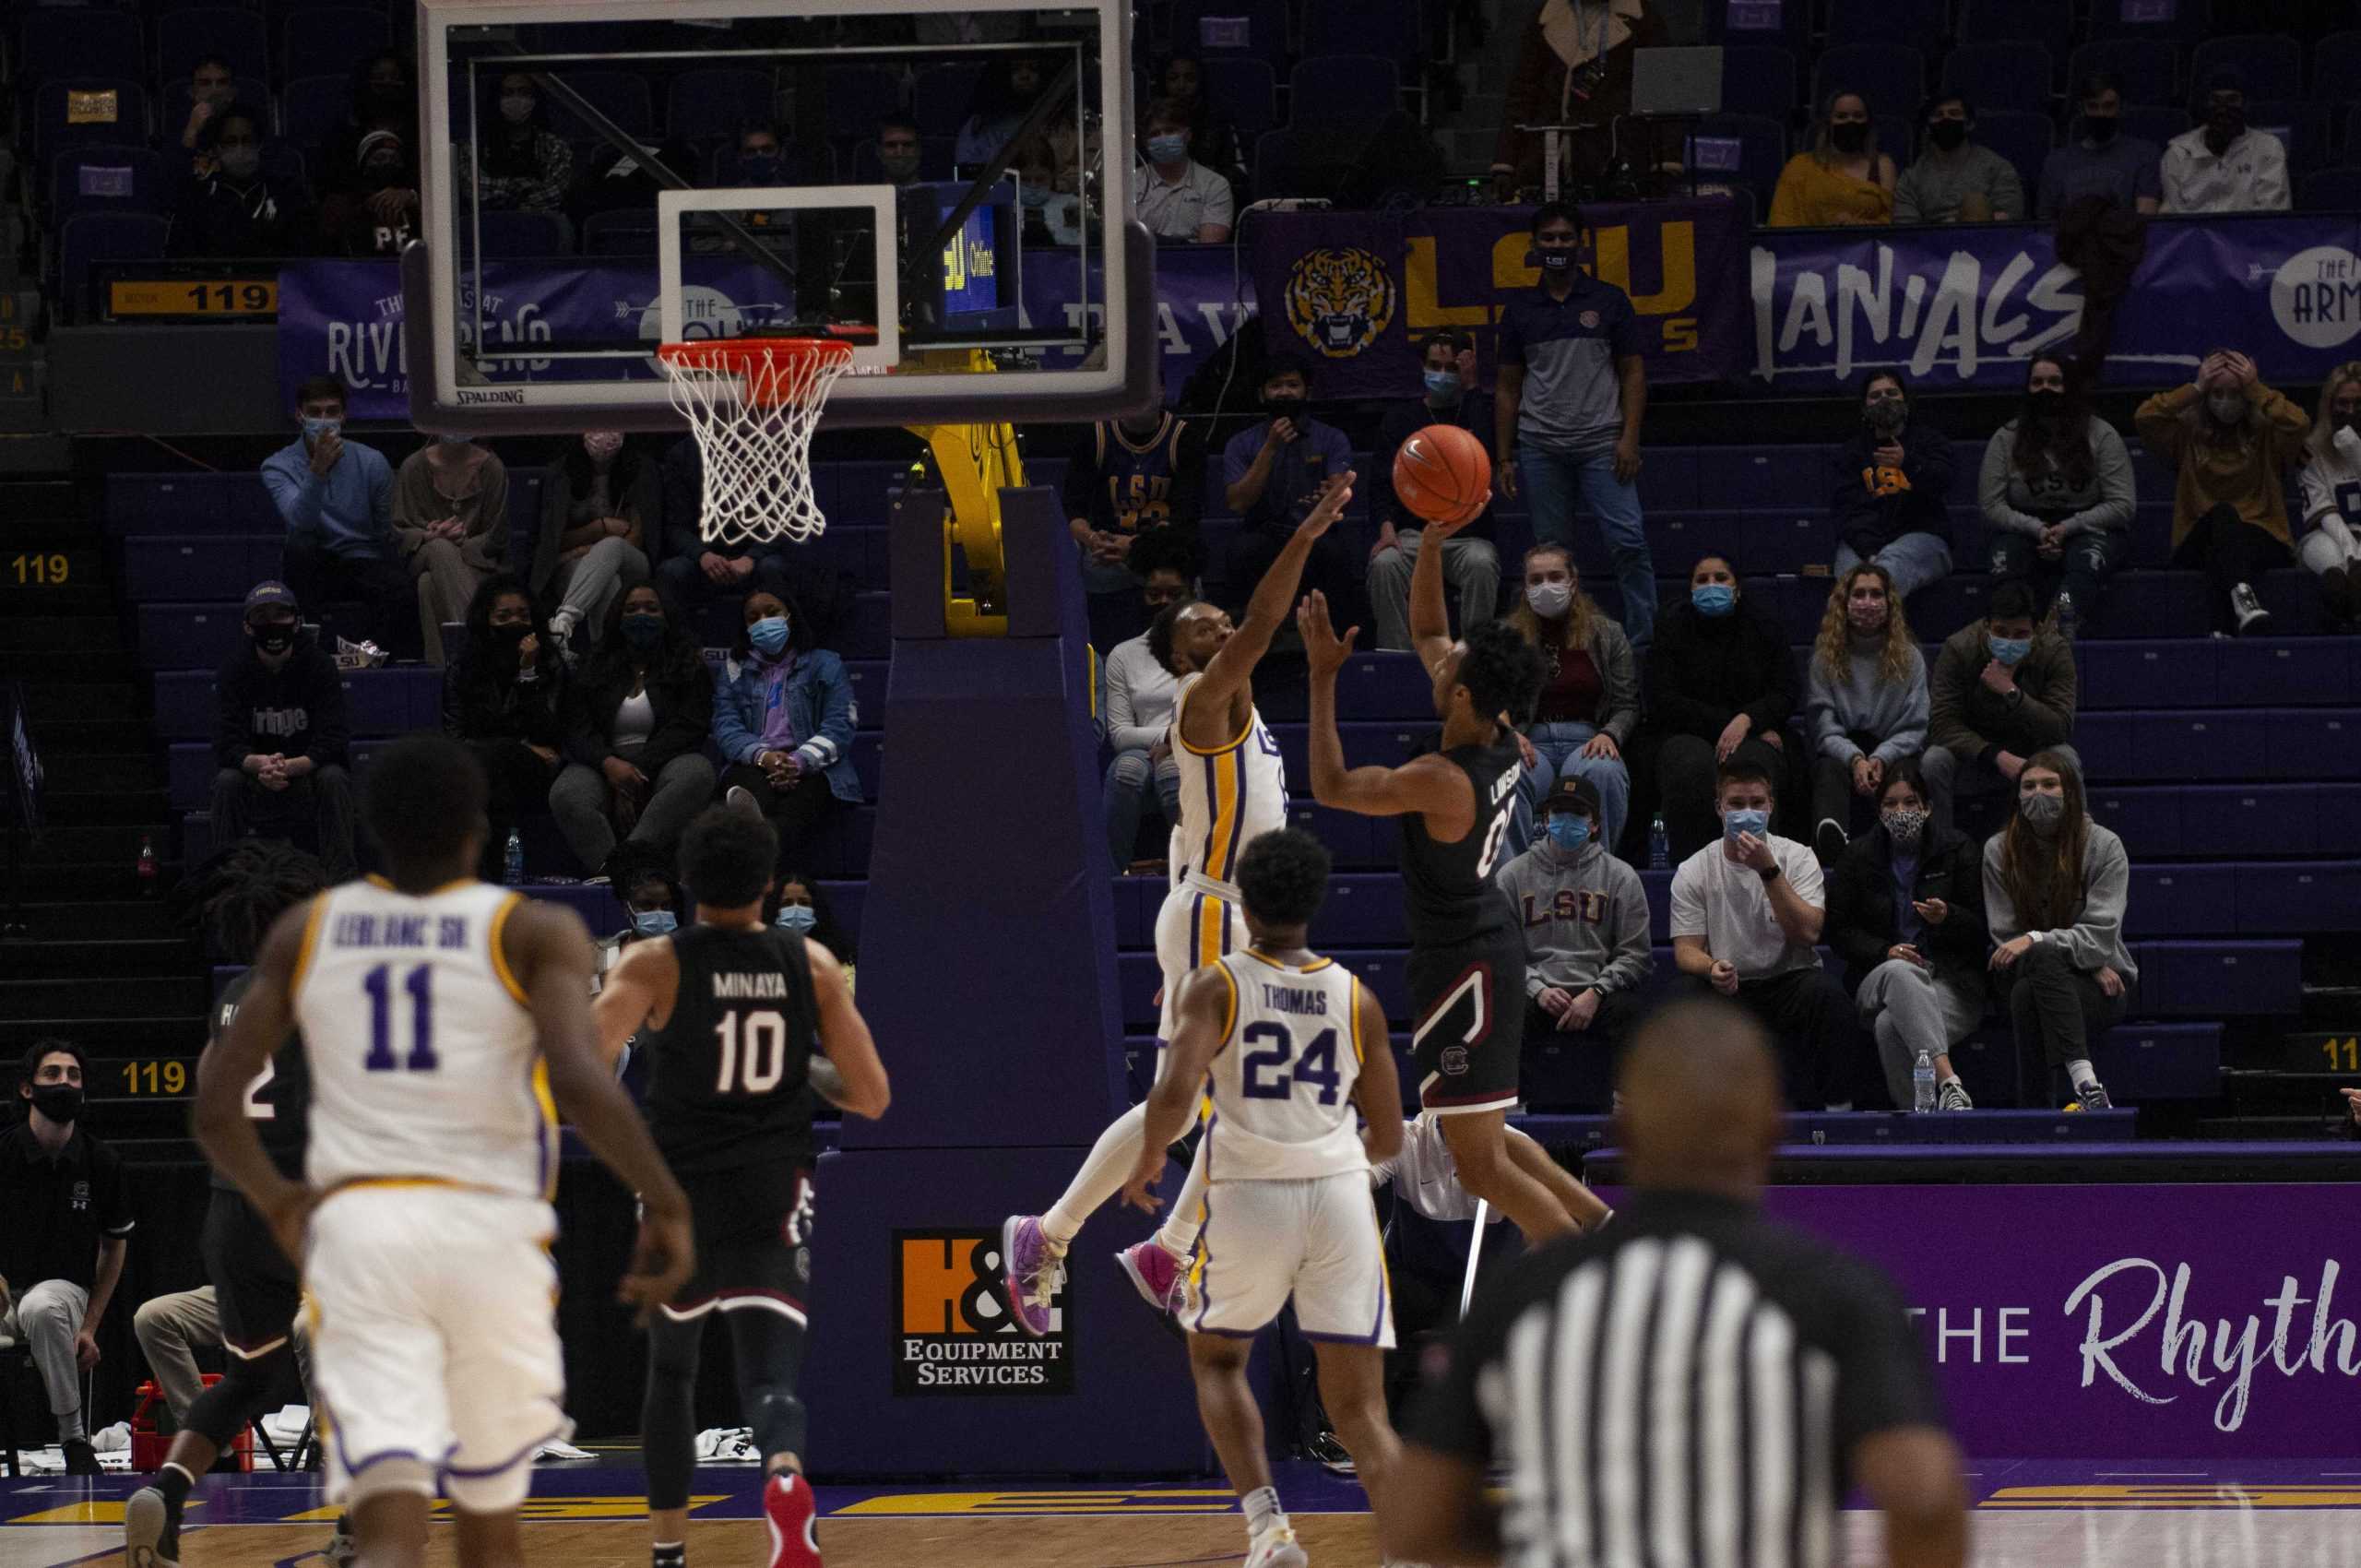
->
xmin=1154 ymin=877 xmax=1242 ymax=1043
xmin=1186 ymin=1170 xmax=1394 ymax=1348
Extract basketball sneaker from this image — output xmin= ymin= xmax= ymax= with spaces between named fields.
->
xmin=1000 ymin=1215 xmax=1063 ymax=1337
xmin=124 ymin=1485 xmax=179 ymax=1568
xmin=1243 ymin=1524 xmax=1308 ymax=1568
xmin=1115 ymin=1239 xmax=1186 ymax=1315
xmin=763 ymin=1471 xmax=822 ymax=1568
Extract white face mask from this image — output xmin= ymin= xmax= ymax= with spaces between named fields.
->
xmin=2207 ymin=391 xmax=2246 ymax=423
xmin=1525 ymin=580 xmax=1572 ymax=618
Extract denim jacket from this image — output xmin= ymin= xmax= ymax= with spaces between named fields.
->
xmin=711 ymin=647 xmax=862 ymax=804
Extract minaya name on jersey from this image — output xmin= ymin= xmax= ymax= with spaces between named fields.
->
xmin=711 ymin=971 xmax=793 ymax=999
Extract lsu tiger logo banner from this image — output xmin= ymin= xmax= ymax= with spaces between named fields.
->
xmin=1284 ymin=247 xmax=1397 ymax=359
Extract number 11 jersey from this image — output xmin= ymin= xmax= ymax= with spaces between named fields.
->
xmin=642 ymin=922 xmax=820 ymax=1176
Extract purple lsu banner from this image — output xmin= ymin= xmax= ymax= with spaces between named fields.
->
xmin=1754 ymin=1183 xmax=2356 ymax=1457
xmin=1750 ymin=213 xmax=2361 ymax=395
xmin=1250 ymin=198 xmax=1751 ymax=398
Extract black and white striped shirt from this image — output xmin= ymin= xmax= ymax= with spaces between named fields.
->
xmin=1406 ymin=1190 xmax=1943 ymax=1568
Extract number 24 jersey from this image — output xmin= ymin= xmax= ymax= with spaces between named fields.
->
xmin=1201 ymin=950 xmax=1370 ymax=1183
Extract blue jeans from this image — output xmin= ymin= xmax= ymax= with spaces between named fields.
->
xmin=1517 ymin=446 xmax=1655 ymax=648
xmin=1833 ymin=531 xmax=1952 ymax=601
xmin=1509 ymin=721 xmax=1631 ymax=855
xmin=1104 ymin=748 xmax=1181 ymax=871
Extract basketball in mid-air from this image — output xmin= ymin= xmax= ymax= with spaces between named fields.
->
xmin=1392 ymin=423 xmax=1492 ymax=525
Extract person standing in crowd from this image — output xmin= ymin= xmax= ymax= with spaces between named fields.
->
xmin=2161 ymin=66 xmax=2289 ymax=214
xmin=1098 ymin=532 xmax=1193 ymax=873
xmin=713 ymin=589 xmax=862 ymax=873
xmin=209 ymin=582 xmax=357 ymax=879
xmin=1064 ymin=404 xmax=1204 ymax=653
xmin=465 ymin=71 xmax=573 ymax=217
xmin=1832 ymin=370 xmax=1955 ymax=602
xmin=396 ymin=432 xmax=511 ymax=667
xmin=1494 ymin=776 xmax=1652 ymax=1099
xmin=170 ymin=106 xmax=310 ymax=260
xmin=1922 ymin=581 xmax=2076 ymax=831
xmin=1645 ymin=553 xmax=1795 ymax=863
xmin=1382 ymin=1002 xmax=1966 ymax=1568
xmin=1133 ymin=99 xmax=1234 ymax=244
xmin=1 ymin=1040 xmax=133 ymax=1477
xmin=2136 ymin=348 xmax=2308 ymax=637
xmin=1805 ymin=563 xmax=1928 ymax=864
xmin=1893 ymin=95 xmax=2024 ymax=223
xmin=1827 ymin=762 xmax=1987 ymax=1111
xmin=1986 ymin=753 xmax=2137 ymax=1111
xmin=263 ymin=376 xmax=412 ymax=659
xmin=1489 ymin=0 xmax=1668 ymax=196
xmin=2297 ymin=362 xmax=2361 ymax=630
xmin=550 ymin=586 xmax=717 ymax=880
xmin=1770 ymin=90 xmax=1897 ymax=227
xmin=1506 ymin=545 xmax=1637 ymax=855
xmin=536 ymin=431 xmax=658 ymax=658
xmin=1669 ymin=760 xmax=1867 ymax=1111
xmin=1221 ymin=355 xmax=1357 ymax=619
xmin=442 ymin=576 xmax=566 ymax=883
xmin=2037 ymin=73 xmax=2163 ymax=219
xmin=1496 ymin=202 xmax=1655 ymax=648
xmin=1370 ymin=332 xmax=1501 ymax=652
xmin=1980 ymin=356 xmax=2136 ymax=632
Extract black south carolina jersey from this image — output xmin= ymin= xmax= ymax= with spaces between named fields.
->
xmin=642 ymin=922 xmax=821 ymax=1176
xmin=1401 ymin=737 xmax=1524 ymax=947
xmin=208 ymin=967 xmax=311 ymax=1190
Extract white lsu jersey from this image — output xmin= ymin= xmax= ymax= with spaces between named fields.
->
xmin=1169 ymin=671 xmax=1289 ymax=895
xmin=1201 ymin=950 xmax=1370 ymax=1182
xmin=291 ymin=877 xmax=553 ymax=1204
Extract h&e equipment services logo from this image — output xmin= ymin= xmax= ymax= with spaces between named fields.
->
xmin=893 ymin=1229 xmax=1072 ymax=1396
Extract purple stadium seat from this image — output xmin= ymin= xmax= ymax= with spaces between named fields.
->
xmin=280 ymin=73 xmax=352 ymax=153
xmin=1824 ymin=0 xmax=1946 ymax=55
xmin=1703 ymin=0 xmax=1811 ymax=49
xmin=15 ymin=8 xmax=144 ymax=86
xmin=2218 ymin=638 xmax=2355 ymax=705
xmin=1717 ymin=45 xmax=1798 ymax=122
xmin=2248 ymin=101 xmax=2332 ymax=173
xmin=1810 ymin=45 xmax=1928 ymax=132
xmin=465 ymin=209 xmax=572 ymax=259
xmin=1686 ymin=113 xmax=1786 ymax=203
xmin=2088 ymin=0 xmax=2210 ymax=41
xmin=2234 ymin=861 xmax=2361 ymax=934
xmin=665 ymin=67 xmax=777 ymax=146
xmin=1974 ymin=110 xmax=2057 ymax=196
xmin=1199 ymin=57 xmax=1279 ymax=136
xmin=1956 ymin=0 xmax=2074 ymax=59
xmin=59 ymin=211 xmax=169 ymax=321
xmin=818 ymin=65 xmax=908 ymax=141
xmin=49 ymin=145 xmax=166 ymax=218
xmin=2067 ymin=40 xmax=2179 ymax=108
xmin=1170 ymin=0 xmax=1292 ymax=64
xmin=2315 ymin=31 xmax=2361 ymax=103
xmin=155 ymin=7 xmax=269 ymax=89
xmin=1300 ymin=0 xmax=1420 ymax=63
xmin=122 ymin=537 xmax=274 ymax=603
xmin=1287 ymin=55 xmax=1399 ymax=127
xmin=908 ymin=64 xmax=983 ymax=139
xmin=542 ymin=69 xmax=658 ymax=138
xmin=1941 ymin=43 xmax=2056 ymax=115
xmin=30 ymin=79 xmax=149 ymax=170
xmin=279 ymin=6 xmax=389 ymax=83
xmin=2303 ymin=166 xmax=2361 ymax=211
xmin=2189 ymin=35 xmax=2302 ymax=103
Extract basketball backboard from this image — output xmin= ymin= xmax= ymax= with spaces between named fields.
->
xmin=405 ymin=0 xmax=1156 ymax=433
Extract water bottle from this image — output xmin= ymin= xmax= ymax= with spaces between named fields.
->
xmin=1913 ymin=1050 xmax=1936 ymax=1113
xmin=504 ymin=828 xmax=525 ymax=885
xmin=136 ymin=834 xmax=160 ymax=898
xmin=1648 ymin=814 xmax=1668 ymax=871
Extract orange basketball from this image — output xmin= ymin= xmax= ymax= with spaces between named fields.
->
xmin=1392 ymin=422 xmax=1492 ymax=524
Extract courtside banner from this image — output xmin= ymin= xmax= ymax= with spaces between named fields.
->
xmin=1251 ymin=197 xmax=1752 ymax=398
xmin=1749 ymin=213 xmax=2361 ymax=394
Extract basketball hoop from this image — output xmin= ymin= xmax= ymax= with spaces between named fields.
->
xmin=658 ymin=337 xmax=856 ymax=546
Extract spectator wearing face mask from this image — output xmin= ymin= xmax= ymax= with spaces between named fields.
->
xmin=442 ymin=576 xmax=565 ymax=882
xmin=1221 ymin=356 xmax=1358 ymax=620
xmin=1985 ymin=753 xmax=2136 ymax=1110
xmin=1101 ymin=535 xmax=1196 ymax=872
xmin=1980 ymin=356 xmax=2136 ymax=634
xmin=1064 ymin=404 xmax=1206 ymax=652
xmin=172 ymin=106 xmax=310 ymax=260
xmin=1921 ymin=580 xmax=2075 ymax=832
xmin=1494 ymin=776 xmax=1651 ymax=1097
xmin=1506 ymin=545 xmax=1635 ymax=856
xmin=1893 ymin=96 xmax=2023 ymax=224
xmin=1826 ymin=762 xmax=1986 ymax=1111
xmin=1644 ymin=554 xmax=1795 ymax=863
xmin=395 ymin=433 xmax=511 ymax=667
xmin=955 ymin=55 xmax=1050 ymax=168
xmin=325 ymin=51 xmax=418 ymax=187
xmin=1370 ymin=331 xmax=1501 ymax=652
xmin=2038 ymin=73 xmax=2162 ymax=220
xmin=2135 ymin=348 xmax=2308 ymax=637
xmin=1832 ymin=370 xmax=1955 ymax=602
xmin=587 ymin=847 xmax=683 ymax=1091
xmin=263 ymin=377 xmax=413 ymax=659
xmin=713 ymin=589 xmax=862 ymax=872
xmin=536 ymin=431 xmax=656 ymax=658
xmin=2161 ymin=67 xmax=2288 ymax=214
xmin=2296 ymin=362 xmax=2361 ymax=631
xmin=1805 ymin=564 xmax=1928 ymax=865
xmin=1770 ymin=90 xmax=1896 ymax=228
xmin=652 ymin=436 xmax=848 ymax=641
xmin=464 ymin=71 xmax=574 ymax=218
xmin=210 ymin=581 xmax=356 ymax=880
xmin=773 ymin=871 xmax=856 ymax=974
xmin=1155 ymin=56 xmax=1241 ymax=187
xmin=876 ymin=115 xmax=926 ymax=186
xmin=1133 ymin=100 xmax=1233 ymax=244
xmin=549 ymin=585 xmax=716 ymax=878
xmin=318 ymin=125 xmax=420 ymax=256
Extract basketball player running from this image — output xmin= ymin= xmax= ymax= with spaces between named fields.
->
xmin=596 ymin=805 xmax=891 ymax=1568
xmin=193 ymin=736 xmax=696 ymax=1568
xmin=1120 ymin=827 xmax=1405 ymax=1568
xmin=1298 ymin=510 xmax=1605 ymax=1243
xmin=1003 ymin=471 xmax=1360 ymax=1331
xmin=125 ymin=842 xmax=357 ymax=1568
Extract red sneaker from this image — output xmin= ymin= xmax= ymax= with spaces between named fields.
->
xmin=764 ymin=1471 xmax=822 ymax=1568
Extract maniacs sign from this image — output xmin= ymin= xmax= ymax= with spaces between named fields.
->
xmin=893 ymin=1229 xmax=1073 ymax=1396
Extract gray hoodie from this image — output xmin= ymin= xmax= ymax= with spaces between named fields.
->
xmin=1806 ymin=637 xmax=1929 ymax=767
xmin=1982 ymin=820 xmax=2138 ymax=983
xmin=1494 ymin=837 xmax=1654 ymax=996
xmin=1977 ymin=416 xmax=2135 ymax=540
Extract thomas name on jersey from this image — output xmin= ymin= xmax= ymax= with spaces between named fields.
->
xmin=711 ymin=972 xmax=793 ymax=1000
xmin=1257 ymin=983 xmax=1332 ymax=1016
xmin=329 ymin=911 xmax=475 ymax=950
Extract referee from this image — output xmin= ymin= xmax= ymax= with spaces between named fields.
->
xmin=1381 ymin=1000 xmax=1968 ymax=1568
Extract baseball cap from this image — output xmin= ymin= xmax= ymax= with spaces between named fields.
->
xmin=1542 ymin=775 xmax=1601 ymax=817
xmin=243 ymin=580 xmax=299 ymax=621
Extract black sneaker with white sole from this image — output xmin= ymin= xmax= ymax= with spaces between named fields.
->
xmin=2230 ymin=583 xmax=2271 ymax=636
xmin=2078 ymin=1082 xmax=2113 ymax=1111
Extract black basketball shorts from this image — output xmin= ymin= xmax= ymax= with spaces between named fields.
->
xmin=662 ymin=1160 xmax=814 ymax=1327
xmin=1406 ymin=930 xmax=1526 ymax=1116
xmin=202 ymin=1186 xmax=303 ymax=1360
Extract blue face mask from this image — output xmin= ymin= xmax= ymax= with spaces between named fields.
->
xmin=1724 ymin=807 xmax=1771 ymax=841
xmin=631 ymin=909 xmax=677 ymax=937
xmin=1987 ymin=634 xmax=2032 ymax=666
xmin=622 ymin=612 xmax=666 ymax=649
xmin=1691 ymin=583 xmax=1737 ymax=618
xmin=1019 ymin=184 xmax=1051 ymax=208
xmin=1145 ymin=134 xmax=1189 ymax=163
xmin=1423 ymin=368 xmax=1461 ymax=399
xmin=1544 ymin=814 xmax=1593 ymax=853
xmin=434 ymin=432 xmax=472 ymax=446
xmin=748 ymin=615 xmax=790 ymax=657
xmin=302 ymin=415 xmax=341 ymax=440
xmin=775 ymin=903 xmax=817 ymax=933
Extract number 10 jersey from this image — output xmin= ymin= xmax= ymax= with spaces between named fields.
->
xmin=1202 ymin=949 xmax=1370 ymax=1183
xmin=641 ymin=921 xmax=821 ymax=1176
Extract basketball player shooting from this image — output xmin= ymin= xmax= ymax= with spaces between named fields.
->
xmin=1297 ymin=513 xmax=1606 ymax=1243
xmin=192 ymin=736 xmax=697 ymax=1568
xmin=596 ymin=804 xmax=892 ymax=1568
xmin=1119 ymin=827 xmax=1405 ymax=1568
xmin=1002 ymin=472 xmax=1359 ymax=1333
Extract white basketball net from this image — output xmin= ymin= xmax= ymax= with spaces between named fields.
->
xmin=659 ymin=340 xmax=852 ymax=546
